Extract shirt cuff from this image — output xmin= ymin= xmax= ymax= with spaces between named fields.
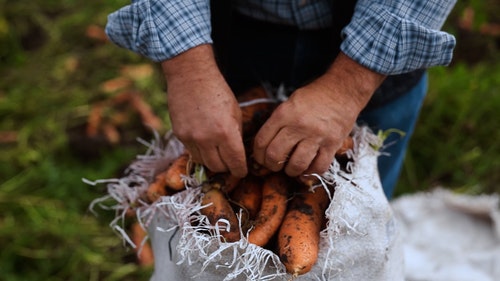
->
xmin=105 ymin=0 xmax=212 ymax=62
xmin=340 ymin=1 xmax=456 ymax=75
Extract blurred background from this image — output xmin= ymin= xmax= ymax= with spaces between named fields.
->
xmin=0 ymin=0 xmax=498 ymax=280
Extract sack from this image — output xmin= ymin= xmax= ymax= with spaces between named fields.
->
xmin=89 ymin=125 xmax=404 ymax=281
xmin=392 ymin=188 xmax=500 ymax=281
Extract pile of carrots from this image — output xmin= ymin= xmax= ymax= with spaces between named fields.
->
xmin=127 ymin=86 xmax=353 ymax=277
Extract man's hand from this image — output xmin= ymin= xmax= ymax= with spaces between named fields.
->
xmin=252 ymin=52 xmax=386 ymax=177
xmin=161 ymin=44 xmax=248 ymax=178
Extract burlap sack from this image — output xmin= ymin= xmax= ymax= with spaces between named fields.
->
xmin=88 ymin=125 xmax=404 ymax=281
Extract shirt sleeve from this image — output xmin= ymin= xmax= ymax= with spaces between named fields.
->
xmin=105 ymin=0 xmax=212 ymax=62
xmin=340 ymin=0 xmax=457 ymax=75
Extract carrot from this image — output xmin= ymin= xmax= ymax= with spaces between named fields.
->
xmin=247 ymin=172 xmax=289 ymax=247
xmin=130 ymin=221 xmax=155 ymax=267
xmin=200 ymin=184 xmax=241 ymax=242
xmin=237 ymin=86 xmax=276 ymax=138
xmin=206 ymin=172 xmax=241 ymax=194
xmin=336 ymin=136 xmax=354 ymax=156
xmin=236 ymin=86 xmax=269 ymax=103
xmin=164 ymin=152 xmax=191 ymax=190
xmin=277 ymin=185 xmax=330 ymax=276
xmin=229 ymin=175 xmax=263 ymax=232
xmin=146 ymin=171 xmax=170 ymax=203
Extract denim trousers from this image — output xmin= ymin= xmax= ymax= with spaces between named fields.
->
xmin=358 ymin=74 xmax=428 ymax=198
xmin=214 ymin=12 xmax=428 ymax=199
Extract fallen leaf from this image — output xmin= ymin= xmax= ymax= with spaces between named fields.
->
xmin=85 ymin=24 xmax=109 ymax=42
xmin=100 ymin=77 xmax=133 ymax=93
xmin=120 ymin=64 xmax=155 ymax=81
xmin=0 ymin=131 xmax=18 ymax=143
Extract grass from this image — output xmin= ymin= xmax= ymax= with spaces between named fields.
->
xmin=397 ymin=63 xmax=500 ymax=196
xmin=0 ymin=0 xmax=498 ymax=280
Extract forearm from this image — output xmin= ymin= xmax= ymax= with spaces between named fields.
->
xmin=319 ymin=52 xmax=386 ymax=114
xmin=161 ymin=44 xmax=219 ymax=85
xmin=160 ymin=44 xmax=247 ymax=177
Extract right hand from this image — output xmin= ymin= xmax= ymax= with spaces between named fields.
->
xmin=161 ymin=44 xmax=248 ymax=178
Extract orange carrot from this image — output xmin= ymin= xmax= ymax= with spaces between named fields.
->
xmin=206 ymin=172 xmax=241 ymax=194
xmin=278 ymin=185 xmax=330 ymax=276
xmin=200 ymin=185 xmax=241 ymax=242
xmin=336 ymin=136 xmax=354 ymax=156
xmin=247 ymin=173 xmax=289 ymax=247
xmin=236 ymin=86 xmax=269 ymax=103
xmin=130 ymin=221 xmax=155 ymax=267
xmin=237 ymin=86 xmax=276 ymax=138
xmin=164 ymin=152 xmax=191 ymax=190
xmin=229 ymin=175 xmax=263 ymax=232
xmin=146 ymin=171 xmax=170 ymax=203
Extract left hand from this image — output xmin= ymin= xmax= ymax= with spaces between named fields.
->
xmin=252 ymin=52 xmax=386 ymax=177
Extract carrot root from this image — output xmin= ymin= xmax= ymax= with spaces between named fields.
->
xmin=247 ymin=173 xmax=289 ymax=247
xmin=164 ymin=152 xmax=191 ymax=190
xmin=278 ymin=185 xmax=330 ymax=275
xmin=200 ymin=186 xmax=241 ymax=242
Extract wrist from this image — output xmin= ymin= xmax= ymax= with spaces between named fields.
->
xmin=321 ymin=52 xmax=386 ymax=111
xmin=161 ymin=44 xmax=219 ymax=83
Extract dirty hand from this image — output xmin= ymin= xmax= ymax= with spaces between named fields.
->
xmin=252 ymin=52 xmax=386 ymax=177
xmin=161 ymin=44 xmax=247 ymax=178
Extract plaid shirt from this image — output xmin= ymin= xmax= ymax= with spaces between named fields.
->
xmin=105 ymin=0 xmax=456 ymax=75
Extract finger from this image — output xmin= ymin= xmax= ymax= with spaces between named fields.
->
xmin=284 ymin=140 xmax=319 ymax=177
xmin=252 ymin=113 xmax=283 ymax=166
xmin=185 ymin=145 xmax=202 ymax=164
xmin=218 ymin=139 xmax=248 ymax=178
xmin=198 ymin=144 xmax=228 ymax=173
xmin=305 ymin=146 xmax=336 ymax=176
xmin=262 ymin=128 xmax=299 ymax=172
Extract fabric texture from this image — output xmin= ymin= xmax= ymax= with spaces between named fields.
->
xmin=391 ymin=188 xmax=500 ymax=281
xmin=341 ymin=0 xmax=457 ymax=74
xmin=106 ymin=0 xmax=212 ymax=61
xmin=105 ymin=0 xmax=456 ymax=74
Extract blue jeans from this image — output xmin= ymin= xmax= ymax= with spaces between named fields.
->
xmin=358 ymin=73 xmax=428 ymax=198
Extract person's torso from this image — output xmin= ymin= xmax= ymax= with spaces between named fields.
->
xmin=233 ymin=0 xmax=334 ymax=30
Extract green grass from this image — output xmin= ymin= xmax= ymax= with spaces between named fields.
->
xmin=0 ymin=0 xmax=498 ymax=280
xmin=397 ymin=63 xmax=500 ymax=196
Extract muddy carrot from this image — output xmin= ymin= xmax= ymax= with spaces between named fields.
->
xmin=247 ymin=172 xmax=289 ymax=247
xmin=164 ymin=152 xmax=191 ymax=190
xmin=206 ymin=172 xmax=241 ymax=194
xmin=236 ymin=86 xmax=269 ymax=103
xmin=237 ymin=86 xmax=276 ymax=137
xmin=336 ymin=136 xmax=354 ymax=156
xmin=278 ymin=185 xmax=330 ymax=276
xmin=146 ymin=171 xmax=170 ymax=203
xmin=200 ymin=185 xmax=241 ymax=242
xmin=229 ymin=175 xmax=263 ymax=232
